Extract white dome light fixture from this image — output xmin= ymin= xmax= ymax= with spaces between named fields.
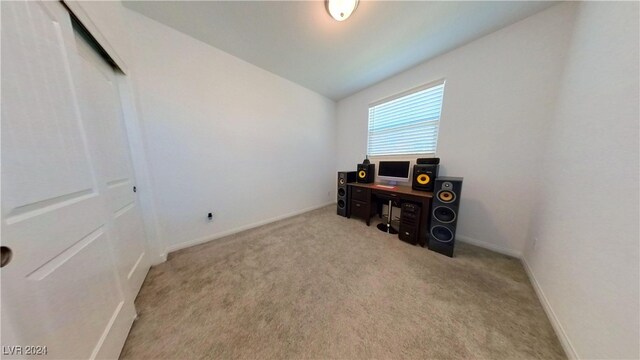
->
xmin=325 ymin=0 xmax=359 ymax=21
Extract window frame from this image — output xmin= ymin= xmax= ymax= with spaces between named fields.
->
xmin=367 ymin=79 xmax=446 ymax=157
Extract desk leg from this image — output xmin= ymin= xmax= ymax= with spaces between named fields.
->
xmin=366 ymin=205 xmax=371 ymax=226
xmin=419 ymin=198 xmax=432 ymax=247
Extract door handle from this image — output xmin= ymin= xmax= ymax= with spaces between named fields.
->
xmin=1 ymin=246 xmax=13 ymax=268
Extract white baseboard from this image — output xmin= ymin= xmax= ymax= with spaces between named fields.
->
xmin=456 ymin=234 xmax=522 ymax=258
xmin=165 ymin=202 xmax=334 ymax=254
xmin=458 ymin=237 xmax=577 ymax=359
xmin=521 ymin=257 xmax=578 ymax=359
xmin=149 ymin=252 xmax=167 ymax=266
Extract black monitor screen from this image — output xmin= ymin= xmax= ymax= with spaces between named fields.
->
xmin=378 ymin=161 xmax=410 ymax=178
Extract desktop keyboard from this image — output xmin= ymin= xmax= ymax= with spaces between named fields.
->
xmin=375 ymin=184 xmax=396 ymax=189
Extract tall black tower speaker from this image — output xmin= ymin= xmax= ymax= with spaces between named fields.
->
xmin=337 ymin=171 xmax=356 ymax=217
xmin=428 ymin=177 xmax=463 ymax=257
xmin=356 ymin=163 xmax=375 ymax=183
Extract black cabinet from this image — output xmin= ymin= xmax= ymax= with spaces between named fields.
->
xmin=399 ymin=202 xmax=421 ymax=245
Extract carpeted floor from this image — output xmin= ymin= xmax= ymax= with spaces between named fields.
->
xmin=120 ymin=205 xmax=565 ymax=359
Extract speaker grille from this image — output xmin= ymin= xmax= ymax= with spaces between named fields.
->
xmin=430 ymin=225 xmax=454 ymax=243
xmin=437 ymin=190 xmax=456 ymax=203
xmin=433 ymin=206 xmax=456 ymax=223
xmin=416 ymin=174 xmax=431 ymax=185
xmin=338 ymin=188 xmax=346 ymax=197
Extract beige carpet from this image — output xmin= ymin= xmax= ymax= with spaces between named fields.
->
xmin=120 ymin=205 xmax=565 ymax=359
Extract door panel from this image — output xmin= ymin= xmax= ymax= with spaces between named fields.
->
xmin=74 ymin=36 xmax=131 ymax=185
xmin=1 ymin=0 xmax=95 ymax=215
xmin=3 ymin=194 xmax=102 ymax=278
xmin=73 ymin=24 xmax=149 ymax=297
xmin=113 ymin=206 xmax=148 ymax=293
xmin=11 ymin=230 xmax=123 ymax=359
xmin=108 ymin=180 xmax=135 ymax=214
xmin=1 ymin=2 xmax=139 ymax=358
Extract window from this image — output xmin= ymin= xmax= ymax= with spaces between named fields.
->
xmin=367 ymin=80 xmax=445 ymax=156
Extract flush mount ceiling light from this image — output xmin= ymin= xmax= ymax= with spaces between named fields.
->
xmin=325 ymin=0 xmax=359 ymax=21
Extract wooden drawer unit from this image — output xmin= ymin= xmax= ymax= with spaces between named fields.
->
xmin=351 ymin=186 xmax=370 ymax=202
xmin=346 ymin=183 xmax=432 ymax=242
xmin=350 ymin=200 xmax=372 ymax=221
xmin=350 ymin=199 xmax=368 ymax=218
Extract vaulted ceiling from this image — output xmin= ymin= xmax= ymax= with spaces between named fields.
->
xmin=123 ymin=1 xmax=557 ymax=100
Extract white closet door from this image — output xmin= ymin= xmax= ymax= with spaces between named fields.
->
xmin=1 ymin=1 xmax=142 ymax=358
xmin=73 ymin=21 xmax=149 ymax=300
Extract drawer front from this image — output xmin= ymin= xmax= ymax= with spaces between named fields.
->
xmin=351 ymin=187 xmax=369 ymax=202
xmin=350 ymin=200 xmax=368 ymax=218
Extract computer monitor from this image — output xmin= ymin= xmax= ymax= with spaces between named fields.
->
xmin=377 ymin=161 xmax=411 ymax=185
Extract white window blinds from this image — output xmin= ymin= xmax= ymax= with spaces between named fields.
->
xmin=367 ymin=80 xmax=445 ymax=156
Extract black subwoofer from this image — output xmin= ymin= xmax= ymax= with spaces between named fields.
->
xmin=428 ymin=177 xmax=463 ymax=257
xmin=337 ymin=171 xmax=356 ymax=217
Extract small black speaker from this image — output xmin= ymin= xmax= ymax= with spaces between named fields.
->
xmin=356 ymin=163 xmax=375 ymax=183
xmin=337 ymin=171 xmax=356 ymax=217
xmin=416 ymin=157 xmax=440 ymax=165
xmin=412 ymin=164 xmax=439 ymax=192
xmin=428 ymin=177 xmax=463 ymax=257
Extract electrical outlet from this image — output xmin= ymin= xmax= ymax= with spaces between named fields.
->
xmin=532 ymin=237 xmax=538 ymax=250
xmin=327 ymin=191 xmax=331 ymax=198
xmin=207 ymin=212 xmax=213 ymax=221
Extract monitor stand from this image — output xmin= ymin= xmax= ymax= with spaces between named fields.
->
xmin=377 ymin=199 xmax=399 ymax=235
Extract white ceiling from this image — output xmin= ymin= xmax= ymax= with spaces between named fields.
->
xmin=123 ymin=1 xmax=557 ymax=100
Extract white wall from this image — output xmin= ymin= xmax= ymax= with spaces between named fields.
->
xmin=124 ymin=10 xmax=337 ymax=251
xmin=336 ymin=3 xmax=577 ymax=256
xmin=75 ymin=4 xmax=640 ymax=357
xmin=523 ymin=2 xmax=640 ymax=359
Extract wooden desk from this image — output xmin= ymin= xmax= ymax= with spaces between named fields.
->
xmin=347 ymin=183 xmax=433 ymax=246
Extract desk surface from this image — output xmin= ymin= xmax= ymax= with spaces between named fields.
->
xmin=348 ymin=182 xmax=433 ymax=198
